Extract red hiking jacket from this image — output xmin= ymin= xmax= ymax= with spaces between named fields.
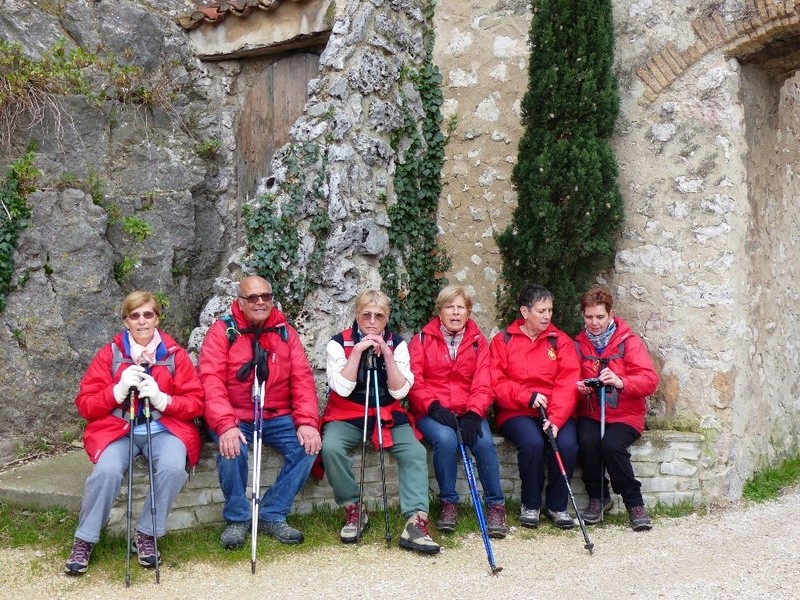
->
xmin=75 ymin=330 xmax=204 ymax=465
xmin=407 ymin=317 xmax=493 ymax=420
xmin=489 ymin=319 xmax=579 ymax=430
xmin=198 ymin=302 xmax=320 ymax=436
xmin=574 ymin=316 xmax=659 ymax=433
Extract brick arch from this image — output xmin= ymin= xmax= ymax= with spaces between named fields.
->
xmin=636 ymin=0 xmax=800 ymax=102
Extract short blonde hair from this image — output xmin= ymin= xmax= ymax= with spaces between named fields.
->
xmin=354 ymin=290 xmax=391 ymax=317
xmin=434 ymin=285 xmax=472 ymax=314
xmin=121 ymin=291 xmax=161 ymax=320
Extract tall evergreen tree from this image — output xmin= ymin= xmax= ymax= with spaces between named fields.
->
xmin=496 ymin=0 xmax=624 ymax=334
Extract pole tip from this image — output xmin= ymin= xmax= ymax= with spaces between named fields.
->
xmin=585 ymin=543 xmax=595 ymax=555
xmin=491 ymin=566 xmax=503 ymax=576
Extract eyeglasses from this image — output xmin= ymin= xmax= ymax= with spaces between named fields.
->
xmin=127 ymin=311 xmax=156 ymax=320
xmin=360 ymin=311 xmax=387 ymax=322
xmin=240 ymin=293 xmax=274 ymax=304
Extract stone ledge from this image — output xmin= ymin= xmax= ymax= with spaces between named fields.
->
xmin=103 ymin=429 xmax=709 ymax=534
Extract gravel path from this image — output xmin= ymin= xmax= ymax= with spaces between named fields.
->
xmin=1 ymin=490 xmax=797 ymax=599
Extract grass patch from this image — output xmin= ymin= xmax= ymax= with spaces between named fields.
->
xmin=1 ymin=492 xmax=702 ymax=582
xmin=743 ymin=455 xmax=800 ymax=502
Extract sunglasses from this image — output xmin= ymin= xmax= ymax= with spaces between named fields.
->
xmin=240 ymin=293 xmax=274 ymax=304
xmin=127 ymin=311 xmax=156 ymax=320
xmin=360 ymin=311 xmax=387 ymax=322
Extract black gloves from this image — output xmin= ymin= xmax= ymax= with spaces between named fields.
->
xmin=428 ymin=401 xmax=458 ymax=430
xmin=460 ymin=411 xmax=483 ymax=446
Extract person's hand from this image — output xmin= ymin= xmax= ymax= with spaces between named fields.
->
xmin=542 ymin=419 xmax=560 ymax=438
xmin=297 ymin=425 xmax=322 ymax=455
xmin=428 ymin=401 xmax=458 ymax=430
xmin=219 ymin=427 xmax=247 ymax=459
xmin=459 ymin=411 xmax=483 ymax=446
xmin=599 ymin=367 xmax=624 ymax=389
xmin=576 ymin=380 xmax=591 ymax=395
xmin=529 ymin=392 xmax=548 ymax=410
xmin=137 ymin=375 xmax=171 ymax=412
xmin=113 ymin=364 xmax=145 ymax=403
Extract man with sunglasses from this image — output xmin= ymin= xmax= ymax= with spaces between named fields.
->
xmin=198 ymin=276 xmax=321 ymax=550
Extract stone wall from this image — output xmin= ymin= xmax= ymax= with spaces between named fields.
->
xmin=107 ymin=431 xmax=707 ymax=534
xmin=429 ymin=0 xmax=800 ymax=503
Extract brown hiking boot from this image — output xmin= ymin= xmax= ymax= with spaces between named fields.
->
xmin=628 ymin=504 xmax=653 ymax=531
xmin=583 ymin=497 xmax=614 ymax=524
xmin=486 ymin=504 xmax=508 ymax=539
xmin=436 ymin=501 xmax=458 ymax=533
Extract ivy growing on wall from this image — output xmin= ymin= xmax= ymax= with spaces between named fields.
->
xmin=0 ymin=146 xmax=40 ymax=313
xmin=380 ymin=0 xmax=450 ymax=334
xmin=244 ymin=141 xmax=331 ymax=321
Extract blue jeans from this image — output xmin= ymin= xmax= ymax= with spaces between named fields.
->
xmin=210 ymin=415 xmax=315 ymax=523
xmin=499 ymin=416 xmax=578 ymax=512
xmin=417 ymin=416 xmax=504 ymax=507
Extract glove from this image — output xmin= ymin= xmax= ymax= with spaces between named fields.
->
xmin=137 ymin=374 xmax=171 ymax=412
xmin=112 ymin=364 xmax=145 ymax=404
xmin=460 ymin=411 xmax=483 ymax=446
xmin=428 ymin=401 xmax=458 ymax=430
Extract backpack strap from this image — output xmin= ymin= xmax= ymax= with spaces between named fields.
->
xmin=575 ymin=340 xmax=626 ymax=363
xmin=111 ymin=342 xmax=175 ymax=376
xmin=221 ymin=313 xmax=289 ymax=345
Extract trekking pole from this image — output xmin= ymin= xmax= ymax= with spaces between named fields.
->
xmin=539 ymin=406 xmax=594 ymax=555
xmin=355 ymin=350 xmax=372 ymax=545
xmin=141 ymin=366 xmax=160 ymax=584
xmin=250 ymin=359 xmax=266 ymax=574
xmin=457 ymin=427 xmax=502 ymax=575
xmin=124 ymin=386 xmax=136 ymax=588
xmin=598 ymin=359 xmax=608 ymax=524
xmin=367 ymin=348 xmax=391 ymax=548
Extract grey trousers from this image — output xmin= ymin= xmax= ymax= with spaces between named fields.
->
xmin=74 ymin=431 xmax=188 ymax=543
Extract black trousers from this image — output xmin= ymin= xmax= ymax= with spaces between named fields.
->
xmin=577 ymin=417 xmax=644 ymax=509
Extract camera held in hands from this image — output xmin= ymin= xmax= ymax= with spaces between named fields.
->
xmin=583 ymin=378 xmax=603 ymax=389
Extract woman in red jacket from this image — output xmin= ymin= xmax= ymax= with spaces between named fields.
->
xmin=575 ymin=287 xmax=659 ymax=531
xmin=65 ymin=291 xmax=204 ymax=576
xmin=408 ymin=285 xmax=507 ymax=538
xmin=490 ymin=284 xmax=580 ymax=529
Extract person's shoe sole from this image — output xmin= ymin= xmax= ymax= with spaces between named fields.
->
xmin=436 ymin=521 xmax=456 ymax=533
xmin=340 ymin=521 xmax=369 ymax=544
xmin=487 ymin=529 xmax=507 ymax=539
xmin=398 ymin=538 xmax=441 ymax=554
xmin=64 ymin=564 xmax=87 ymax=576
xmin=632 ymin=521 xmax=653 ymax=532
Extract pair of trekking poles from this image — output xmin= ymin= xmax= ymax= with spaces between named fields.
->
xmin=123 ymin=364 xmax=160 ymax=587
xmin=356 ymin=348 xmax=503 ymax=574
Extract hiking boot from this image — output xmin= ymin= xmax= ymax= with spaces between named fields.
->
xmin=545 ymin=508 xmax=575 ymax=529
xmin=399 ymin=512 xmax=440 ymax=555
xmin=259 ymin=519 xmax=304 ymax=544
xmin=220 ymin=521 xmax=248 ymax=550
xmin=486 ymin=504 xmax=508 ymax=539
xmin=340 ymin=503 xmax=368 ymax=543
xmin=628 ymin=504 xmax=653 ymax=532
xmin=582 ymin=497 xmax=614 ymax=525
xmin=134 ymin=531 xmax=161 ymax=568
xmin=519 ymin=505 xmax=539 ymax=528
xmin=436 ymin=501 xmax=458 ymax=533
xmin=64 ymin=538 xmax=94 ymax=576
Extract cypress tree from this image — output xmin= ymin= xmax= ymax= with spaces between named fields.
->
xmin=496 ymin=0 xmax=624 ymax=333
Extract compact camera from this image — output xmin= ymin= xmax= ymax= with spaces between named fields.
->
xmin=583 ymin=378 xmax=604 ymax=388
